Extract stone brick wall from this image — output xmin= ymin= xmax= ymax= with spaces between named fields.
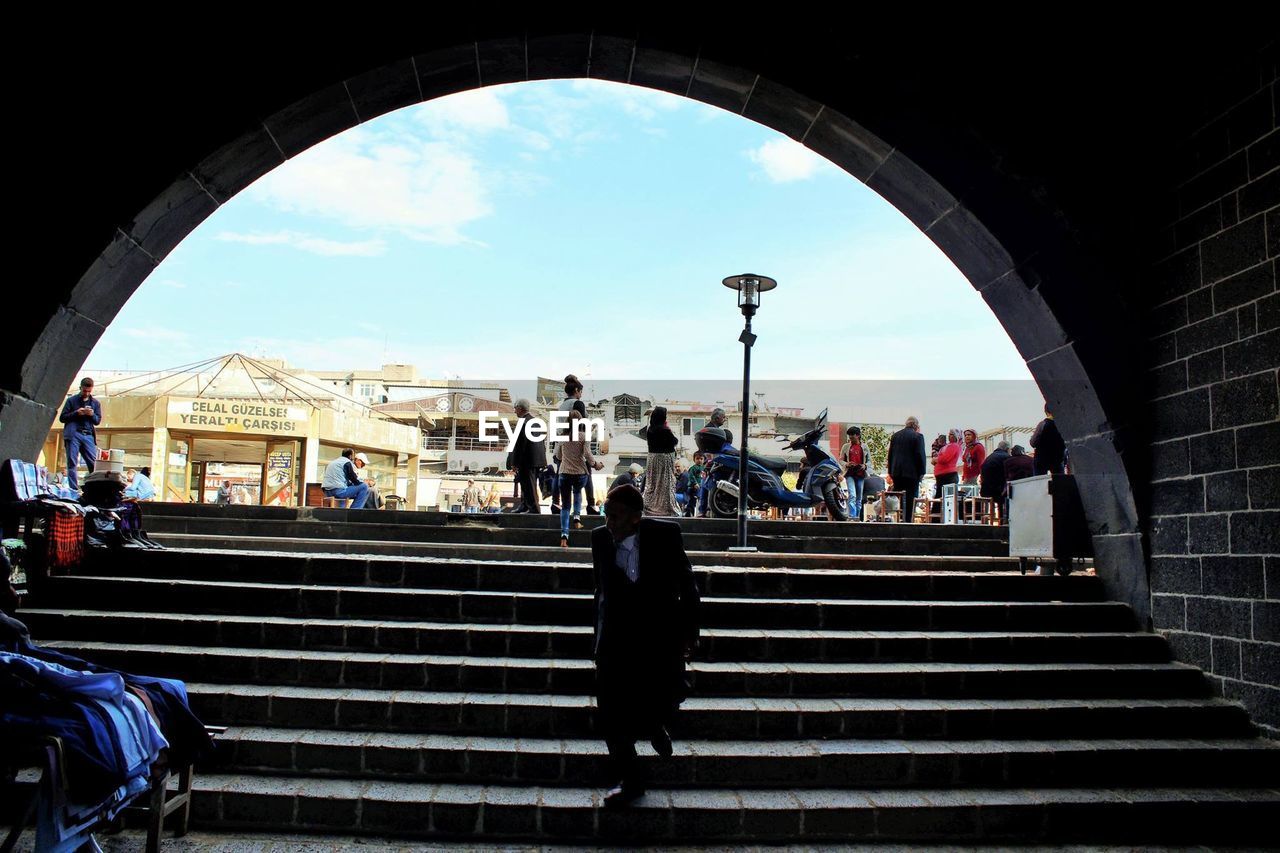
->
xmin=1147 ymin=48 xmax=1278 ymax=737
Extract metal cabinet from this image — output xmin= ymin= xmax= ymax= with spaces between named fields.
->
xmin=1008 ymin=474 xmax=1093 ymax=574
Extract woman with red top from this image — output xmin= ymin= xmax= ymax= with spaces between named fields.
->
xmin=933 ymin=428 xmax=963 ymax=498
xmin=840 ymin=426 xmax=868 ymax=520
xmin=961 ymin=428 xmax=986 ymax=485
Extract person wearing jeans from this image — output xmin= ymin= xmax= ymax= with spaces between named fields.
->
xmin=840 ymin=426 xmax=867 ymax=521
xmin=321 ymin=449 xmax=369 ymax=509
xmin=59 ymin=377 xmax=101 ymax=491
xmin=557 ymin=409 xmax=604 ymax=546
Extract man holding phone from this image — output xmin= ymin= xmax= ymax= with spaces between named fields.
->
xmin=59 ymin=377 xmax=101 ymax=491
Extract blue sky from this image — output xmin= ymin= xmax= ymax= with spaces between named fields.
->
xmin=85 ymin=79 xmax=1033 ymax=382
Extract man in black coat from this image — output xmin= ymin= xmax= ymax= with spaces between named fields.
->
xmin=509 ymin=399 xmax=547 ymax=513
xmin=1030 ymin=403 xmax=1067 ymax=475
xmin=980 ymin=441 xmax=1011 ymax=523
xmin=886 ymin=416 xmax=927 ymax=522
xmin=591 ymin=484 xmax=700 ymax=807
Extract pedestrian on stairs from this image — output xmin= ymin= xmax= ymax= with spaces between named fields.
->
xmin=591 ymin=484 xmax=701 ymax=807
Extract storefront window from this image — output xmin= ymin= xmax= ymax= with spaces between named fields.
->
xmin=203 ymin=462 xmax=262 ymax=505
xmin=165 ymin=436 xmax=191 ymax=503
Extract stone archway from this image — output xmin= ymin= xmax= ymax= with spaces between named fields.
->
xmin=3 ymin=31 xmax=1159 ymax=620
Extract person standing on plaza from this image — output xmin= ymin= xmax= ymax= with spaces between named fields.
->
xmin=707 ymin=408 xmax=734 ymax=444
xmin=510 ymin=399 xmax=547 ymax=513
xmin=590 ymin=484 xmax=701 ymax=807
xmin=215 ymin=480 xmax=232 ymax=505
xmin=981 ymin=441 xmax=1011 ymax=523
xmin=557 ymin=407 xmax=605 ymax=546
xmin=553 ymin=375 xmax=586 ymax=515
xmin=961 ymin=428 xmax=987 ymax=486
xmin=462 ymin=479 xmax=481 ymax=514
xmin=640 ymin=407 xmax=681 ymax=516
xmin=933 ymin=428 xmax=963 ymax=498
xmin=683 ymin=453 xmax=705 ymax=518
xmin=59 ymin=377 xmax=101 ymax=491
xmin=694 ymin=408 xmax=735 ymax=517
xmin=840 ymin=426 xmax=868 ymax=521
xmin=1030 ymin=403 xmax=1066 ymax=475
xmin=886 ymin=416 xmax=927 ymax=522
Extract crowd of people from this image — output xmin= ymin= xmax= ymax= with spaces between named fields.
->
xmin=505 ymin=378 xmax=738 ymax=541
xmin=873 ymin=404 xmax=1067 ymax=523
xmin=504 ymin=373 xmax=1071 ymax=529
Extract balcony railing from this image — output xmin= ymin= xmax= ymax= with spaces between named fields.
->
xmin=423 ymin=436 xmax=508 ymax=452
xmin=424 ymin=436 xmax=609 ymax=454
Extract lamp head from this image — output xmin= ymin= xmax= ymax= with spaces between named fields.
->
xmin=722 ymin=274 xmax=778 ymax=317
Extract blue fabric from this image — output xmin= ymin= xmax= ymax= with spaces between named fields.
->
xmin=15 ymin=638 xmax=212 ymax=768
xmin=559 ymin=473 xmax=587 ymax=536
xmin=845 ymin=474 xmax=865 ymax=519
xmin=0 ymin=652 xmax=165 ymax=802
xmin=325 ymin=482 xmax=369 ymax=508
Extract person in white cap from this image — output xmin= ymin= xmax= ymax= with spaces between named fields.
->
xmin=322 ymin=448 xmax=369 ymax=508
xmin=610 ymin=463 xmax=645 ymax=493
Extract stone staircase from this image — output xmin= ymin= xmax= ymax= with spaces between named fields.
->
xmin=18 ymin=509 xmax=1280 ymax=845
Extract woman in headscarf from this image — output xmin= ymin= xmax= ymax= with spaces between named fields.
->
xmin=961 ymin=428 xmax=986 ymax=486
xmin=933 ymin=427 xmax=963 ymax=498
xmin=640 ymin=406 xmax=681 ymax=516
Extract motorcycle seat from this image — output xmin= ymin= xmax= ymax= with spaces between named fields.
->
xmin=724 ymin=447 xmax=789 ymax=474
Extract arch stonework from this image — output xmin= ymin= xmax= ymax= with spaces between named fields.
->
xmin=3 ymin=26 xmax=1275 ymax=733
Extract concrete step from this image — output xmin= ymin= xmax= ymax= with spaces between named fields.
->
xmin=21 ymin=610 xmax=1170 ymax=664
xmin=39 ymin=577 xmax=1136 ymax=631
xmin=185 ymin=684 xmax=1257 ymax=740
xmin=144 ymin=515 xmax=1008 ymax=556
xmin=150 ymin=534 xmax=1028 ymax=571
xmin=76 ymin=548 xmax=1097 ymax=599
xmin=190 ymin=775 xmax=1280 ymax=844
xmin=211 ymin=728 xmax=1280 ymax=788
xmin=141 ymin=502 xmax=1010 ymax=540
xmin=44 ymin=642 xmax=1212 ymax=699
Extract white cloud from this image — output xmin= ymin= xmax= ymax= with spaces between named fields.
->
xmin=746 ymin=139 xmax=828 ymax=183
xmin=413 ymin=88 xmax=511 ymax=136
xmin=245 ymin=129 xmax=491 ymax=246
xmin=216 ymin=230 xmax=387 ymax=257
xmin=568 ymin=79 xmax=684 ymax=120
xmin=156 ymin=279 xmax=187 ymax=289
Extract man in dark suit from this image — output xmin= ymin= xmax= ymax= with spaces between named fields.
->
xmin=886 ymin=416 xmax=927 ymax=522
xmin=591 ymin=484 xmax=700 ymax=807
xmin=980 ymin=441 xmax=1011 ymax=523
xmin=509 ymin=399 xmax=547 ymax=513
xmin=1030 ymin=403 xmax=1067 ymax=475
xmin=59 ymin=377 xmax=101 ymax=491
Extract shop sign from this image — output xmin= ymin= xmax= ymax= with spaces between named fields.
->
xmin=168 ymin=398 xmax=309 ymax=435
xmin=265 ymin=442 xmax=295 ymax=507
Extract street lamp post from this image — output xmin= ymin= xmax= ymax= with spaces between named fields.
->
xmin=722 ymin=274 xmax=777 ymax=551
